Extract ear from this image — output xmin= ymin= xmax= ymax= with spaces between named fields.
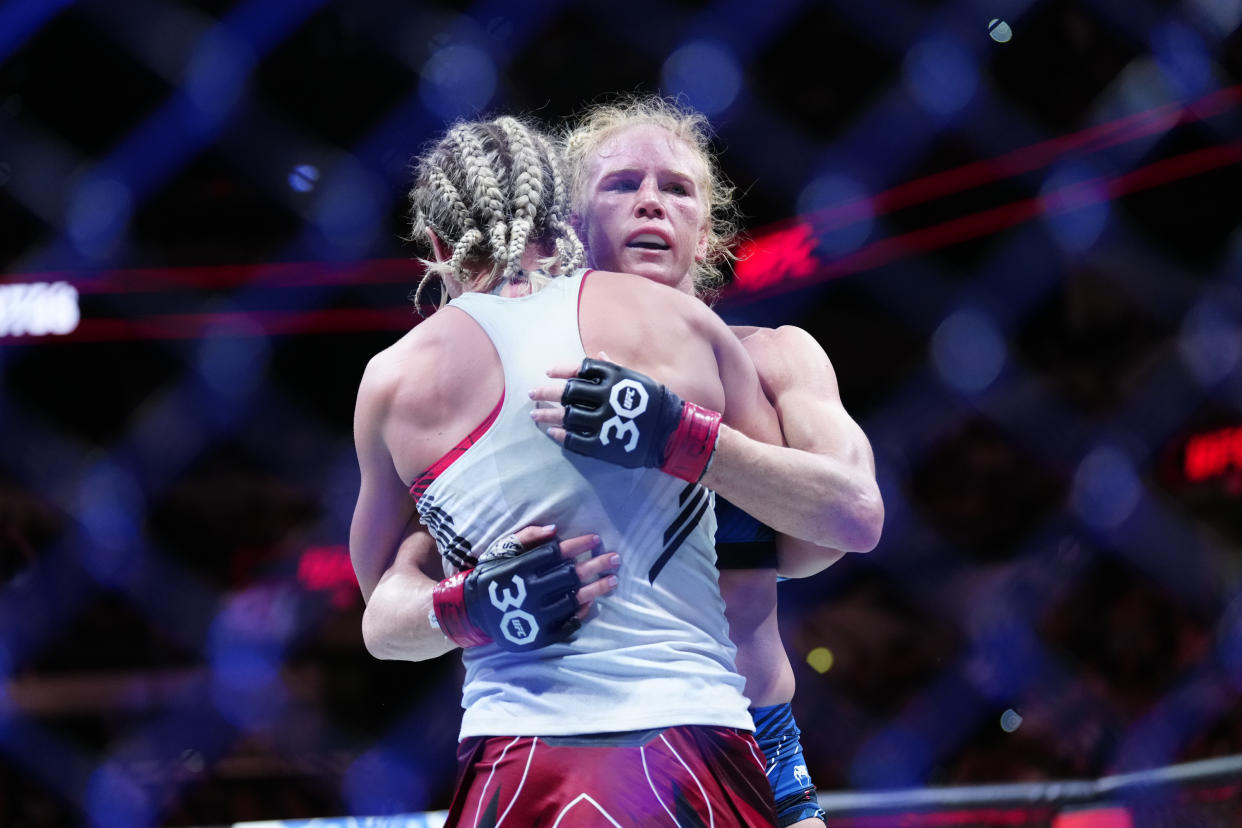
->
xmin=425 ymin=227 xmax=452 ymax=263
xmin=694 ymin=224 xmax=709 ymax=262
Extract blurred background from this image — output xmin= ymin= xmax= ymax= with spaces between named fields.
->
xmin=2 ymin=0 xmax=1242 ymax=825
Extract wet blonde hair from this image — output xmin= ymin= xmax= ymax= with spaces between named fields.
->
xmin=408 ymin=115 xmax=586 ymax=310
xmin=565 ymin=96 xmax=739 ymax=297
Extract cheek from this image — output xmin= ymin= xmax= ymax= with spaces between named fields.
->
xmin=678 ymin=206 xmax=705 ymax=237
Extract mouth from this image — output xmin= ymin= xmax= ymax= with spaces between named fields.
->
xmin=626 ymin=232 xmax=671 ymax=251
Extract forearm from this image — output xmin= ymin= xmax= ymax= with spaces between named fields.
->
xmin=776 ymin=533 xmax=848 ymax=579
xmin=701 ymin=424 xmax=883 ymax=552
xmin=361 ymin=569 xmax=456 ymax=662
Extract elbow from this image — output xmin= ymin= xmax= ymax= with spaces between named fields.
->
xmin=360 ymin=606 xmax=391 ymax=660
xmin=829 ymin=486 xmax=884 ymax=553
xmin=853 ymin=486 xmax=885 ymax=552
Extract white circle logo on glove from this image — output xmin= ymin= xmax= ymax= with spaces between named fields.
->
xmin=500 ymin=610 xmax=540 ymax=646
xmin=608 ymin=379 xmax=648 ymax=418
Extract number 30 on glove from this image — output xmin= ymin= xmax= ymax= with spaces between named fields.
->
xmin=432 ymin=539 xmax=582 ymax=652
xmin=559 ymin=358 xmax=721 ymax=483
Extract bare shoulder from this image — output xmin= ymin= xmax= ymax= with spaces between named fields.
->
xmin=587 ymin=270 xmax=704 ymax=313
xmin=357 ymin=321 xmax=440 ymax=410
xmin=582 ymin=270 xmax=720 ymax=346
xmin=737 ymin=325 xmax=838 ymax=396
xmin=354 ymin=308 xmax=489 ymax=461
xmin=355 ymin=336 xmax=405 ymax=425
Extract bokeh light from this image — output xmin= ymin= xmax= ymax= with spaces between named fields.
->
xmin=1151 ymin=21 xmax=1216 ymax=100
xmin=1073 ymin=445 xmax=1142 ymax=530
xmin=904 ymin=32 xmax=978 ymax=119
xmin=86 ymin=760 xmax=155 ymax=828
xmin=931 ymin=308 xmax=1007 ymax=393
xmin=1178 ymin=296 xmax=1241 ymax=385
xmin=797 ymin=173 xmax=874 ymax=258
xmin=1041 ymin=162 xmax=1111 ymax=254
xmin=419 ymin=43 xmax=497 ymax=121
xmin=186 ymin=30 xmax=255 ymax=119
xmin=661 ymin=40 xmax=743 ymax=117
xmin=76 ymin=461 xmax=146 ymax=585
xmin=66 ymin=177 xmax=133 ymax=260
xmin=288 ymin=163 xmax=320 ymax=193
xmin=807 ymin=646 xmax=835 ymax=674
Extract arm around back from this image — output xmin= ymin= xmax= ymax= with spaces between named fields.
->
xmin=701 ymin=325 xmax=883 ymax=555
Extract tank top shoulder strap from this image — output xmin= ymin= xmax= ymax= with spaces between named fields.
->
xmin=447 ymin=271 xmax=591 ymax=411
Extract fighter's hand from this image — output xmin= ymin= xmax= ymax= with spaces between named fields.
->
xmin=530 ymin=356 xmax=722 ymax=483
xmin=506 ymin=524 xmax=619 ymax=621
xmin=431 ymin=524 xmax=619 ymax=652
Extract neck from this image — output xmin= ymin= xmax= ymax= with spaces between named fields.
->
xmin=671 ymin=270 xmax=696 ymax=296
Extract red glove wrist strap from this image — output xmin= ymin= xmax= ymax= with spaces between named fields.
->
xmin=661 ymin=401 xmax=722 ymax=482
xmin=432 ymin=570 xmax=491 ymax=648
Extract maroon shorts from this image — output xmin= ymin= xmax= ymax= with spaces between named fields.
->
xmin=446 ymin=725 xmax=778 ymax=827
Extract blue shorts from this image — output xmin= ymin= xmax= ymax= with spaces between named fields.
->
xmin=752 ymin=703 xmax=826 ymax=826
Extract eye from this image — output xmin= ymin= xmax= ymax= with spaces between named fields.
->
xmin=603 ymin=175 xmax=638 ymax=192
xmin=664 ymin=180 xmax=691 ymax=196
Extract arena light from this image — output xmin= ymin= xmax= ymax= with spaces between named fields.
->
xmin=731 ymin=138 xmax=1242 ymax=297
xmin=296 ymin=545 xmax=358 ymax=609
xmin=0 ymin=280 xmax=79 ymax=336
xmin=1183 ymin=424 xmax=1242 ymax=483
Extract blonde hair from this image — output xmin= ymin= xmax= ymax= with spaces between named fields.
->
xmin=408 ymin=116 xmax=586 ymax=311
xmin=565 ymin=96 xmax=739 ymax=297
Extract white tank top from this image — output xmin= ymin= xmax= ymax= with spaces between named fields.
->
xmin=413 ymin=270 xmax=751 ymax=738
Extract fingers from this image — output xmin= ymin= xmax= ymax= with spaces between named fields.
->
xmin=530 ymin=404 xmax=565 ymax=427
xmin=574 ymin=551 xmax=620 ymax=617
xmin=529 ymin=380 xmax=567 ymax=403
xmin=542 ymin=352 xmax=615 ymax=383
xmin=509 ymin=524 xmax=558 ymax=548
xmin=559 ymin=533 xmax=602 ymax=559
xmin=576 ymin=551 xmax=619 ymax=582
xmin=543 ymin=362 xmax=583 ymax=380
xmin=575 ymin=573 xmax=619 ymax=616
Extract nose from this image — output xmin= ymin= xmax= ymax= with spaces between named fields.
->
xmin=633 ymin=179 xmax=664 ymax=219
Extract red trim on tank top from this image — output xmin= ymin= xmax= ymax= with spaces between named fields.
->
xmin=577 ymin=268 xmax=594 ymax=359
xmin=578 ymin=269 xmax=594 ymax=316
xmin=409 ymin=392 xmax=505 ymax=504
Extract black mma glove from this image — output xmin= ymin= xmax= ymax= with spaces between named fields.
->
xmin=560 ymin=358 xmax=721 ymax=482
xmin=431 ymin=539 xmax=582 ymax=652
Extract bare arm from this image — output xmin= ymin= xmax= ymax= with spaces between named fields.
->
xmin=703 ymin=325 xmax=882 ymax=558
xmin=362 ymin=523 xmax=458 ymax=661
xmin=349 ymin=354 xmax=457 ymax=660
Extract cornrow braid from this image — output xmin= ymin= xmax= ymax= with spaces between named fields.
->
xmin=407 ymin=115 xmax=588 ymax=311
xmin=497 ymin=117 xmax=544 ymax=278
xmin=426 ymin=166 xmax=474 ymax=237
xmin=451 ymin=125 xmax=510 ymax=280
xmin=533 ymin=130 xmax=587 ymax=272
xmin=449 ymin=228 xmax=484 ymax=278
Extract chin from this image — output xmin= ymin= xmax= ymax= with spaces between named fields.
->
xmin=626 ymin=261 xmax=682 ymax=287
